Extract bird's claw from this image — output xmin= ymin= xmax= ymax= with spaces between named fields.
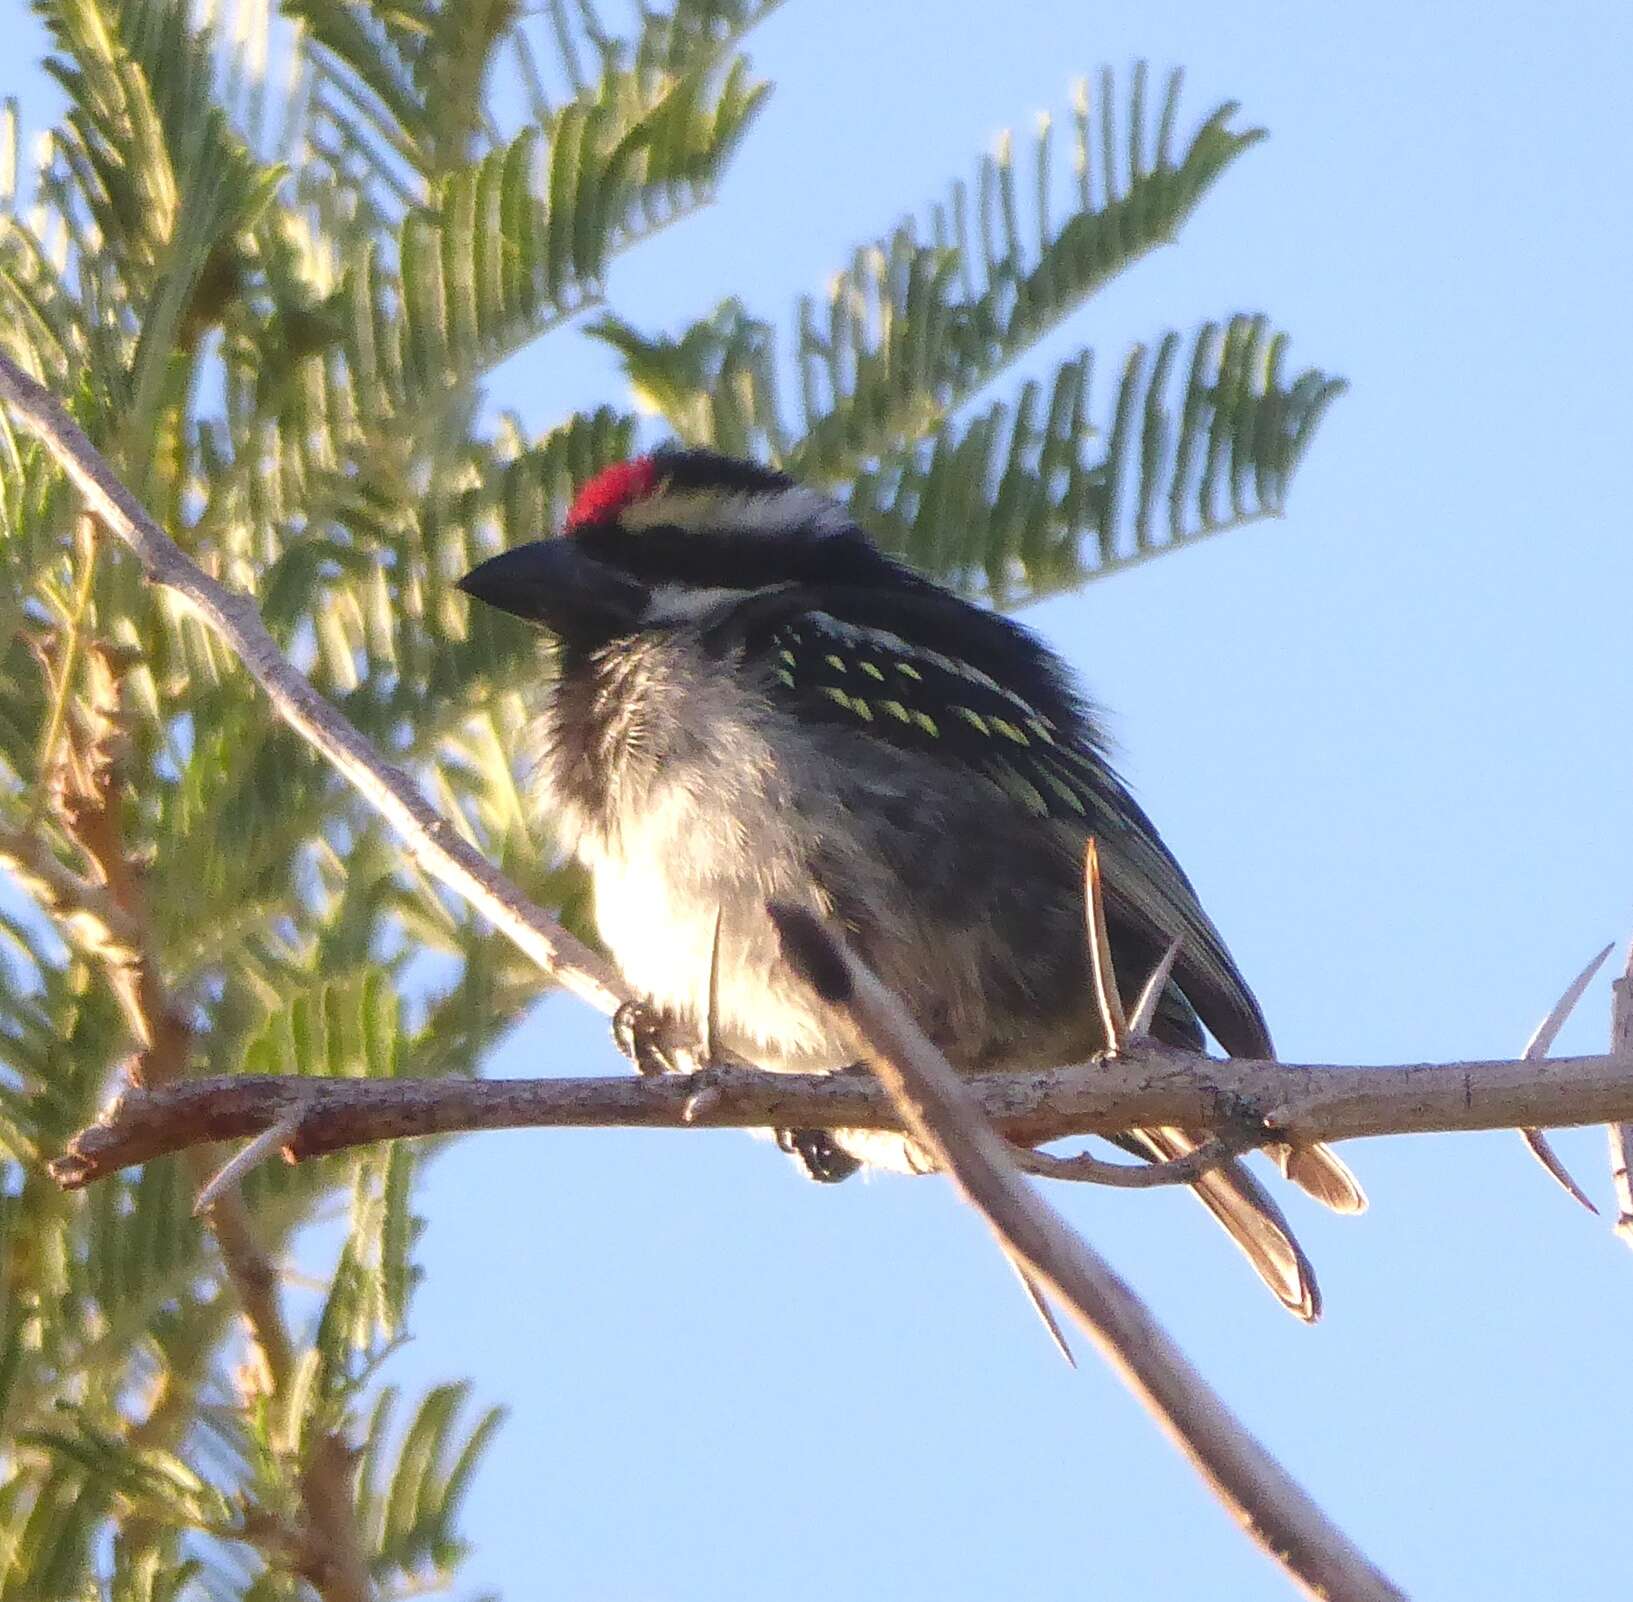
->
xmin=776 ymin=1127 xmax=862 ymax=1184
xmin=612 ymin=999 xmax=686 ymax=1077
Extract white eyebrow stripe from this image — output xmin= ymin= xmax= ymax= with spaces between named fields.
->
xmin=618 ymin=485 xmax=852 ymax=536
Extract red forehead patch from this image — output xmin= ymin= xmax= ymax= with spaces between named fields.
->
xmin=566 ymin=457 xmax=659 ymax=531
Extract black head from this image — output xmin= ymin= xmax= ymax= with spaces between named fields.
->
xmin=456 ymin=448 xmax=1081 ymax=729
xmin=456 ymin=448 xmax=898 ymax=647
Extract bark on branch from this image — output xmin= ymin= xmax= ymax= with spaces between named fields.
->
xmin=49 ymin=1044 xmax=1633 ymax=1190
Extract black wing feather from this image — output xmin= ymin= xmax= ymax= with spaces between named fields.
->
xmin=709 ymin=582 xmax=1273 ymax=1059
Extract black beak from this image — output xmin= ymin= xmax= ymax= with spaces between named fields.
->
xmin=457 ymin=540 xmax=648 ymax=642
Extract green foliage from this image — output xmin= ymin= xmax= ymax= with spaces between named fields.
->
xmin=590 ymin=65 xmax=1341 ymax=603
xmin=354 ymin=1383 xmax=504 ymax=1585
xmin=0 ymin=2 xmax=1342 ymax=1597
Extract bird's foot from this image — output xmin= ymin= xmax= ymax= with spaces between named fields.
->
xmin=612 ymin=999 xmax=688 ymax=1077
xmin=776 ymin=1127 xmax=862 ymax=1184
xmin=776 ymin=1062 xmax=869 ymax=1181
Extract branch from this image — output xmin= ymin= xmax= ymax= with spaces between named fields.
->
xmin=764 ymin=905 xmax=1407 ymax=1602
xmin=1610 ymin=944 xmax=1633 ymax=1246
xmin=49 ymin=1044 xmax=1633 ymax=1190
xmin=1010 ymin=1130 xmax=1252 ymax=1187
xmin=0 ymin=352 xmax=630 ymax=1021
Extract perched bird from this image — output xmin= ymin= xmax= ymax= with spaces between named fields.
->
xmin=458 ymin=448 xmax=1364 ymax=1320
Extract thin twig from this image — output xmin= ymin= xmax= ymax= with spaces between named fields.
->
xmin=1012 ymin=1130 xmax=1252 ymax=1188
xmin=767 ymin=904 xmax=1406 ymax=1602
xmin=0 ymin=352 xmax=629 ymax=1020
xmin=1517 ymin=944 xmax=1612 ymax=1212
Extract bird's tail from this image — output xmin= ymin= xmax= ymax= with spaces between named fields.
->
xmin=1273 ymin=1140 xmax=1367 ymax=1215
xmin=1122 ymin=1126 xmax=1325 ymax=1322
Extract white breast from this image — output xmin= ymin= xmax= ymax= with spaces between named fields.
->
xmin=539 ymin=641 xmax=859 ymax=1073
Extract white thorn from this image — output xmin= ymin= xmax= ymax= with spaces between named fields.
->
xmin=194 ymin=1106 xmax=305 ymax=1217
xmin=1127 ymin=936 xmax=1183 ymax=1043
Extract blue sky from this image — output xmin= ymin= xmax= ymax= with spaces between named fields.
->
xmin=12 ymin=1 xmax=1633 ymax=1597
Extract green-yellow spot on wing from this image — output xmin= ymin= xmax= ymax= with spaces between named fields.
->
xmin=817 ymin=684 xmax=875 ymax=722
xmin=1042 ymin=772 xmax=1088 ymax=815
xmin=989 ymin=761 xmax=1048 ymax=816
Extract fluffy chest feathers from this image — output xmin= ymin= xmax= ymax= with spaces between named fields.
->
xmin=536 ymin=633 xmax=863 ymax=1069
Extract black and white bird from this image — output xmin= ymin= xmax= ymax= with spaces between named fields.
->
xmin=458 ymin=448 xmax=1364 ymax=1320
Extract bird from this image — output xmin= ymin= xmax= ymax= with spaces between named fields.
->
xmin=457 ymin=446 xmax=1364 ymax=1320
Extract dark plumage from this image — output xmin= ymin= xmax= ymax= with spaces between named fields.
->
xmin=458 ymin=447 xmax=1364 ymax=1320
